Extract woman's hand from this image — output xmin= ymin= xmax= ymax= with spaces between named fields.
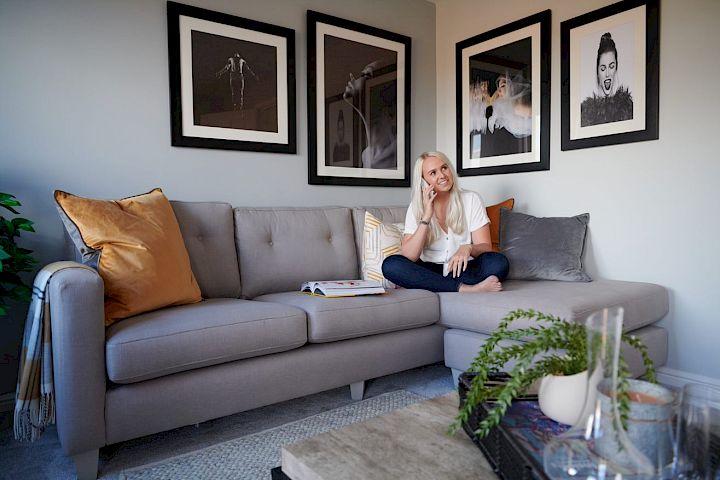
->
xmin=448 ymin=244 xmax=473 ymax=278
xmin=421 ymin=183 xmax=436 ymax=222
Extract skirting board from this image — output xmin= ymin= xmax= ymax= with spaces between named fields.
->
xmin=0 ymin=392 xmax=14 ymax=413
xmin=656 ymin=366 xmax=720 ymax=390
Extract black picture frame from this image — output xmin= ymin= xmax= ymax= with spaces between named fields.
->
xmin=167 ymin=1 xmax=296 ymax=153
xmin=307 ymin=10 xmax=411 ymax=187
xmin=561 ymin=0 xmax=659 ymax=151
xmin=456 ymin=10 xmax=550 ymax=177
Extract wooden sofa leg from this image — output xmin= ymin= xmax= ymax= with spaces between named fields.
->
xmin=72 ymin=449 xmax=98 ymax=480
xmin=350 ymin=381 xmax=365 ymax=401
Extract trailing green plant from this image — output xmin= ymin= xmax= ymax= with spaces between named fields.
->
xmin=0 ymin=193 xmax=37 ymax=316
xmin=449 ymin=308 xmax=656 ymax=439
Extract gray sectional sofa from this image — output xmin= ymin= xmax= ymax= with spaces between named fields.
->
xmin=47 ymin=202 xmax=669 ymax=479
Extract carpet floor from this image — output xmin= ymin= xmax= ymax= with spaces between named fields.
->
xmin=119 ymin=390 xmax=424 ymax=479
xmin=0 ymin=363 xmax=454 ymax=479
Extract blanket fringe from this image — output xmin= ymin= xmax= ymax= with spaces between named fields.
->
xmin=13 ymin=262 xmax=93 ymax=442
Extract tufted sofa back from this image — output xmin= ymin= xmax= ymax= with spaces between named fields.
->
xmin=233 ymin=207 xmax=358 ymax=299
xmin=64 ymin=201 xmax=408 ymax=301
xmin=171 ymin=201 xmax=242 ymax=299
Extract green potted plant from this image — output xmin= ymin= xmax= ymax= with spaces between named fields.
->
xmin=449 ymin=308 xmax=657 ymax=438
xmin=0 ymin=193 xmax=37 ymax=316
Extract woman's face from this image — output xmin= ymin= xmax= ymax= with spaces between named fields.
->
xmin=422 ymin=156 xmax=453 ymax=192
xmin=597 ymin=51 xmax=617 ymax=96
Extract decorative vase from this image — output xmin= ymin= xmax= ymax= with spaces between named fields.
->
xmin=543 ymin=306 xmax=659 ymax=478
xmin=538 ymin=370 xmax=590 ymax=426
xmin=595 ymin=378 xmax=675 ymax=471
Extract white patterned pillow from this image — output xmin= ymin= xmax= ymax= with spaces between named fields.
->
xmin=362 ymin=211 xmax=403 ymax=289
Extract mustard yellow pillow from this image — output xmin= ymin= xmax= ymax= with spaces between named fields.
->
xmin=55 ymin=188 xmax=202 ymax=326
xmin=486 ymin=198 xmax=514 ymax=252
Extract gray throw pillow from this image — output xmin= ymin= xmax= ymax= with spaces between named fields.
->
xmin=500 ymin=209 xmax=592 ymax=282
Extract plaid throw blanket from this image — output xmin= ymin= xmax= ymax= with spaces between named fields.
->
xmin=14 ymin=261 xmax=95 ymax=442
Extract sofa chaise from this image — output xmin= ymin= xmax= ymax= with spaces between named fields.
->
xmin=46 ymin=202 xmax=668 ymax=479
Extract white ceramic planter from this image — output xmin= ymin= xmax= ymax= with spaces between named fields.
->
xmin=538 ymin=370 xmax=591 ymax=426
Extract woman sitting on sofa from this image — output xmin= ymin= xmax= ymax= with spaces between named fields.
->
xmin=382 ymin=151 xmax=509 ymax=292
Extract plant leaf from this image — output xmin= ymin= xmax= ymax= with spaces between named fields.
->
xmin=12 ymin=218 xmax=35 ymax=232
xmin=0 ymin=193 xmax=21 ymax=214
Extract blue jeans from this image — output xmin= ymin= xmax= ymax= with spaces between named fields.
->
xmin=382 ymin=252 xmax=509 ymax=293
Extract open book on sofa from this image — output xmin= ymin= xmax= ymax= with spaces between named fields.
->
xmin=300 ymin=280 xmax=385 ymax=297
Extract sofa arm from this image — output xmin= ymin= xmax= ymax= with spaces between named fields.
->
xmin=49 ymin=265 xmax=106 ymax=456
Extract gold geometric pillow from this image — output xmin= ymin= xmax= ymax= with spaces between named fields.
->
xmin=54 ymin=188 xmax=202 ymax=326
xmin=362 ymin=211 xmax=403 ymax=289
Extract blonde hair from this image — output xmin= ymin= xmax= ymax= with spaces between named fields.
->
xmin=411 ymin=151 xmax=466 ymax=246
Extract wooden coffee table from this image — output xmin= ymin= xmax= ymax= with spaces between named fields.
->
xmin=276 ymin=392 xmax=497 ymax=479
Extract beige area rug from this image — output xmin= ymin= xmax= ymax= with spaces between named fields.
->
xmin=118 ymin=390 xmax=424 ymax=480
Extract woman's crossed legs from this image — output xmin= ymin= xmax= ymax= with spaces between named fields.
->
xmin=381 ymin=252 xmax=509 ymax=293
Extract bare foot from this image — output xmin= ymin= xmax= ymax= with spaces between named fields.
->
xmin=459 ymin=275 xmax=503 ymax=293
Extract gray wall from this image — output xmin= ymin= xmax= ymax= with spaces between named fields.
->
xmin=0 ymin=0 xmax=436 ymax=395
xmin=436 ymin=0 xmax=720 ymax=383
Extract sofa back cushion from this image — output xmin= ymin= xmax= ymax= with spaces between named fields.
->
xmin=171 ymin=201 xmax=242 ymax=299
xmin=351 ymin=207 xmax=407 ymax=273
xmin=234 ymin=207 xmax=358 ymax=298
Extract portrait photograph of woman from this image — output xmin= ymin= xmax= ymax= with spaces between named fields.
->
xmin=561 ymin=0 xmax=659 ymax=150
xmin=579 ymin=24 xmax=635 ymax=127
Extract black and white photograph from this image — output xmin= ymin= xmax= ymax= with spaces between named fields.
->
xmin=456 ymin=10 xmax=550 ymax=176
xmin=325 ymin=96 xmax=355 ymax=167
xmin=561 ymin=0 xmax=659 ymax=150
xmin=167 ymin=1 xmax=296 ymax=153
xmin=308 ymin=10 xmax=410 ymax=187
xmin=468 ymin=38 xmax=532 ymax=159
xmin=579 ymin=25 xmax=635 ymax=127
xmin=192 ymin=32 xmax=277 ymax=131
xmin=362 ymin=68 xmax=398 ymax=170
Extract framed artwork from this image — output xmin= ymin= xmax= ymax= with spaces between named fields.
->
xmin=307 ymin=10 xmax=411 ymax=187
xmin=456 ymin=10 xmax=551 ymax=177
xmin=167 ymin=1 xmax=296 ymax=153
xmin=561 ymin=0 xmax=659 ymax=150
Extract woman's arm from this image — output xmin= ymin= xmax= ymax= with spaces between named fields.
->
xmin=400 ymin=183 xmax=436 ymax=261
xmin=468 ymin=224 xmax=493 ymax=256
xmin=400 ymin=229 xmax=429 ymax=261
xmin=447 ymin=224 xmax=494 ymax=278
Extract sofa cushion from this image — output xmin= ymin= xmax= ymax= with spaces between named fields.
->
xmin=437 ymin=279 xmax=668 ymax=335
xmin=172 ymin=201 xmax=242 ymax=299
xmin=352 ymin=206 xmax=407 ymax=272
xmin=234 ymin=207 xmax=358 ymax=299
xmin=500 ymin=209 xmax=591 ymax=282
xmin=254 ymin=289 xmax=439 ymax=343
xmin=361 ymin=211 xmax=403 ymax=289
xmin=55 ymin=188 xmax=202 ymax=326
xmin=486 ymin=198 xmax=514 ymax=252
xmin=105 ymin=298 xmax=307 ymax=384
